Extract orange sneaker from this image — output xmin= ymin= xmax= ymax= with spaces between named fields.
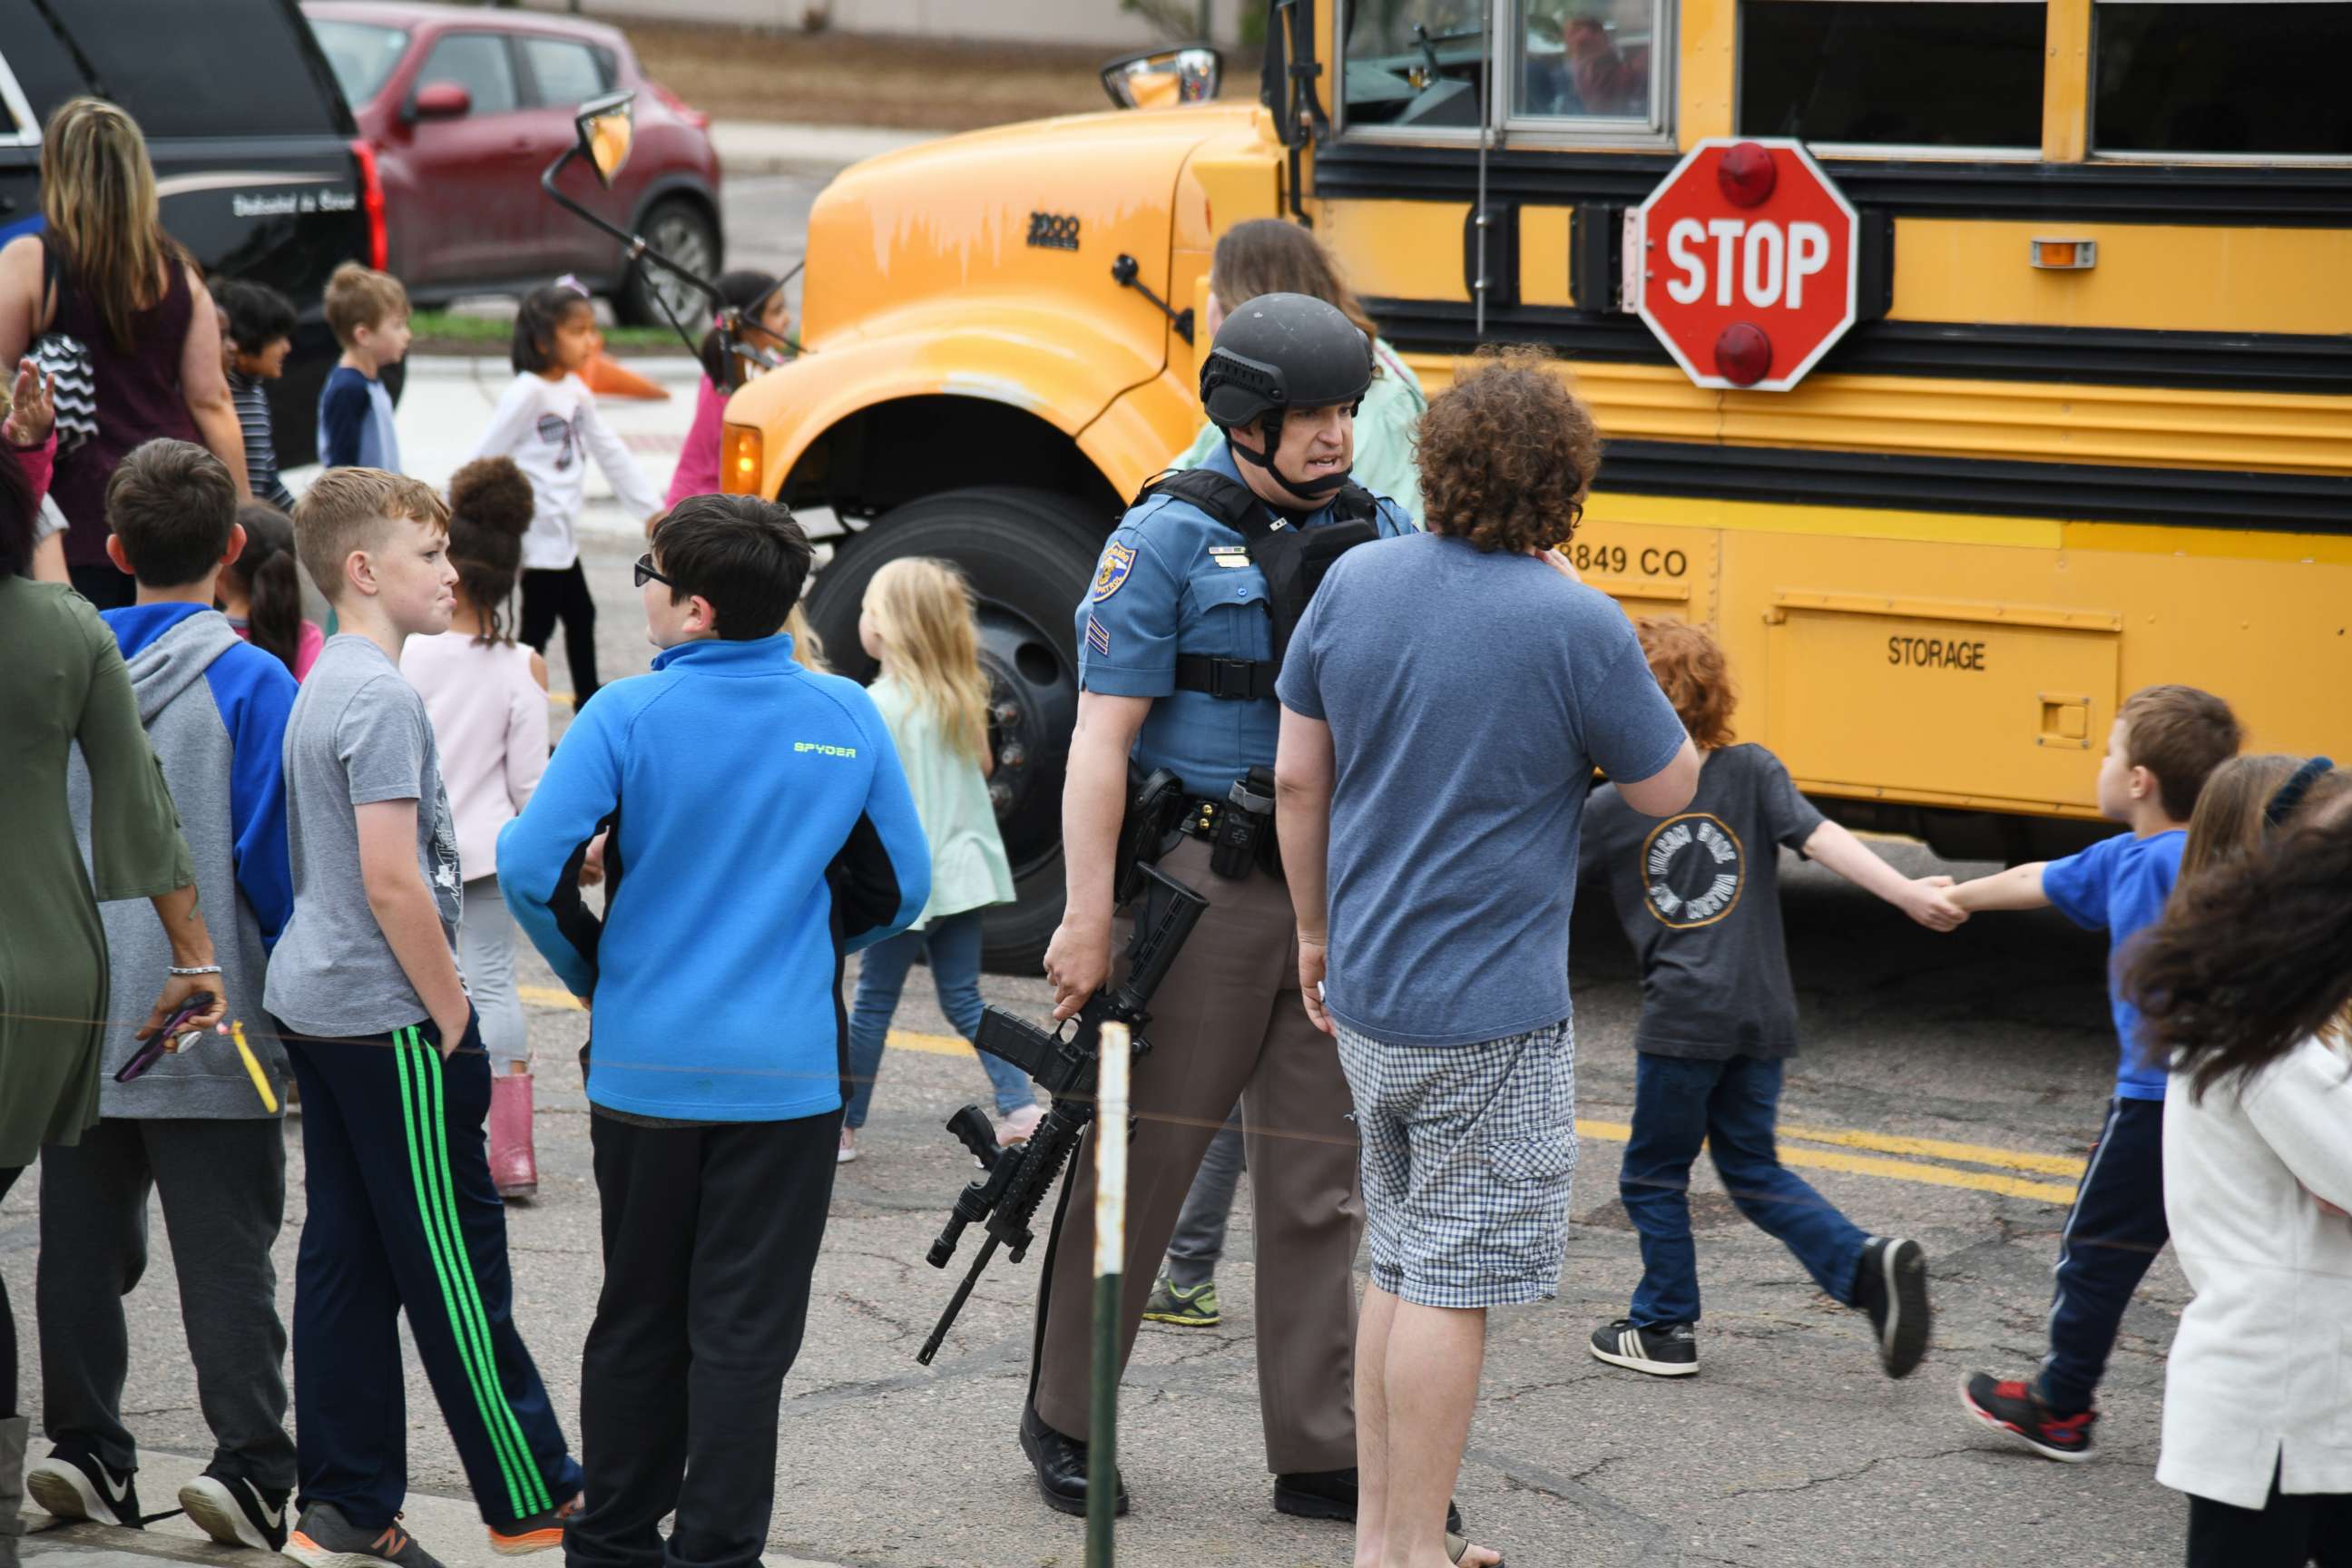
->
xmin=486 ymin=1495 xmax=581 ymax=1556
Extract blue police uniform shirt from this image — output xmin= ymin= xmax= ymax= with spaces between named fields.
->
xmin=1075 ymin=440 xmax=1414 ymax=797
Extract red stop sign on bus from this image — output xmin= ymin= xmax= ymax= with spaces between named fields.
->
xmin=1632 ymin=138 xmax=1859 ymax=392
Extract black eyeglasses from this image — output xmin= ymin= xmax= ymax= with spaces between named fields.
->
xmin=632 ymin=553 xmax=674 ymax=589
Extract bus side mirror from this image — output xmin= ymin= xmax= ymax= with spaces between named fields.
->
xmin=573 ymin=91 xmax=637 ymax=187
xmin=1100 ymin=45 xmax=1223 ymax=110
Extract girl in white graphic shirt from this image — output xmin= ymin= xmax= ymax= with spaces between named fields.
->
xmin=468 ymin=282 xmax=662 ymax=710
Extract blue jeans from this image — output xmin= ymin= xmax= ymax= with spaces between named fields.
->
xmin=1620 ymin=1052 xmax=1867 ymax=1328
xmin=842 ymin=912 xmax=1033 ymax=1130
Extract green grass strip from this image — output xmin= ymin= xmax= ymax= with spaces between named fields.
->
xmin=396 ymin=1029 xmax=531 ymax=1519
xmin=421 ymin=1043 xmax=554 ymax=1514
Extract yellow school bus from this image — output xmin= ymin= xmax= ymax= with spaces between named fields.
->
xmin=722 ymin=0 xmax=2352 ymax=965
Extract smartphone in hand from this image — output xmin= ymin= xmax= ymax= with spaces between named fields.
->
xmin=115 ymin=991 xmax=214 ymax=1084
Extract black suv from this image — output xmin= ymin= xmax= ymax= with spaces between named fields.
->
xmin=1 ymin=0 xmax=387 ymax=466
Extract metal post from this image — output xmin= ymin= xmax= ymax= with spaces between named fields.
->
xmin=1474 ymin=0 xmax=1494 ymax=338
xmin=1086 ymin=1023 xmax=1132 ymax=1567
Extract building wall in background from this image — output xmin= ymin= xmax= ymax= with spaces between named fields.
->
xmin=519 ymin=0 xmax=1246 ymax=49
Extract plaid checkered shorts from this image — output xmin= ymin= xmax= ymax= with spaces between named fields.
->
xmin=1335 ymin=1020 xmax=1577 ymax=1309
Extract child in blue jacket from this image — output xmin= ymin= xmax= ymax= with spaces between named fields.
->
xmin=500 ymin=494 xmax=928 ymax=1568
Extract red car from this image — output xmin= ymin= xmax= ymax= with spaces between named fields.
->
xmin=304 ymin=1 xmax=720 ymax=323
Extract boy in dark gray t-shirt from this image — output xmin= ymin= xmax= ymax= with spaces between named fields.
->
xmin=1578 ymin=618 xmax=1962 ymax=1385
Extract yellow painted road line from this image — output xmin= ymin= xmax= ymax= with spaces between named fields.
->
xmin=1780 ymin=1123 xmax=2087 ymax=1180
xmin=521 ymin=985 xmax=583 ymax=1011
xmin=516 ymin=993 xmax=2082 ymax=1204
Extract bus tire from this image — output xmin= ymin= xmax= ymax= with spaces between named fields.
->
xmin=804 ymin=485 xmax=1107 ymax=975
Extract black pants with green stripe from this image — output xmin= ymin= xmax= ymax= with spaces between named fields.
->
xmin=281 ymin=1014 xmax=581 ymax=1532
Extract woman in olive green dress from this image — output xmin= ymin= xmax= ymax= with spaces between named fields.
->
xmin=0 ymin=378 xmax=227 ymax=1561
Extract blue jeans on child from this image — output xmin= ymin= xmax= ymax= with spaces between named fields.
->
xmin=843 ymin=911 xmax=1034 ymax=1130
xmin=1620 ymin=1052 xmax=1867 ymax=1328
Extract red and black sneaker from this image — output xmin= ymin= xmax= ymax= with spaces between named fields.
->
xmin=1960 ymin=1371 xmax=2098 ymax=1462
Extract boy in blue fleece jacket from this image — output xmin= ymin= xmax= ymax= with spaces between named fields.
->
xmin=500 ymin=494 xmax=927 ymax=1568
xmin=39 ymin=439 xmax=299 ymax=1552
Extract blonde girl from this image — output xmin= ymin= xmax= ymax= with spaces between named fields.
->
xmin=838 ymin=558 xmax=1022 ymax=1163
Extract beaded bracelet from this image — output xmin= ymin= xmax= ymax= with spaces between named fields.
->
xmin=168 ymin=964 xmax=223 ymax=977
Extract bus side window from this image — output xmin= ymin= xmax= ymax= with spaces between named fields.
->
xmin=2093 ymin=1 xmax=2352 ymax=158
xmin=1339 ymin=0 xmax=1489 ymax=132
xmin=1738 ymin=0 xmax=2043 ymax=152
xmin=1518 ymin=0 xmax=1666 ymax=127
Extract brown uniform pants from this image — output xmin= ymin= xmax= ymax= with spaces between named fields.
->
xmin=1031 ymin=836 xmax=1364 ymax=1474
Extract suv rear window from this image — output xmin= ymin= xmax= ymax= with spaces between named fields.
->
xmin=28 ymin=0 xmax=348 ymax=138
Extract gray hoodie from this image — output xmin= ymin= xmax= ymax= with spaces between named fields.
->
xmin=70 ymin=603 xmax=298 ymax=1118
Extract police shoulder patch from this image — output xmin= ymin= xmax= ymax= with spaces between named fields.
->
xmin=1093 ymin=540 xmax=1138 ymax=602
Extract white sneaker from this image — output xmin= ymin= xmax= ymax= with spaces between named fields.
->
xmin=836 ymin=1128 xmax=858 ymax=1164
xmin=995 ymin=1102 xmax=1045 ymax=1146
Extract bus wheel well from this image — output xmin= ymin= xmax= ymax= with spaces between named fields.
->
xmin=782 ymin=395 xmax=1124 ymax=524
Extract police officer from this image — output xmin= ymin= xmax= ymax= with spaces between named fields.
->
xmin=1020 ymin=293 xmax=1413 ymax=1518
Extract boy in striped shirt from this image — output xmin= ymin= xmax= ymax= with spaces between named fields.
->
xmin=213 ymin=279 xmax=299 ymax=510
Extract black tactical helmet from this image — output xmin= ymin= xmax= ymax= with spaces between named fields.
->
xmin=1199 ymin=291 xmax=1374 ymax=431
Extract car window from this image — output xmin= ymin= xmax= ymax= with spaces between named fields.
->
xmin=21 ymin=0 xmax=348 ymax=138
xmin=521 ymin=37 xmax=609 ymax=108
xmin=312 ymin=19 xmax=411 ymax=110
xmin=417 ymin=32 xmax=519 ymax=116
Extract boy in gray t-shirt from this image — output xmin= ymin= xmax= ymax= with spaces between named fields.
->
xmin=268 ymin=634 xmax=461 ymax=1035
xmin=1577 ymin=617 xmax=1960 ymax=1386
xmin=267 ymin=470 xmax=579 ymax=1568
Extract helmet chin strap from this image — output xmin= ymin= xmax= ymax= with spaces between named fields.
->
xmin=1224 ymin=429 xmax=1354 ymax=501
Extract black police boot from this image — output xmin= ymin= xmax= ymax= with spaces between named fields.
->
xmin=1273 ymin=1468 xmax=1461 ymax=1532
xmin=1020 ymin=1403 xmax=1130 ymax=1518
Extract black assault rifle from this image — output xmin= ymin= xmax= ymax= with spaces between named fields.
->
xmin=915 ymin=863 xmax=1210 ymax=1365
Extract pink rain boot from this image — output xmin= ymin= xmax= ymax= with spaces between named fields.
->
xmin=489 ymin=1071 xmax=539 ymax=1200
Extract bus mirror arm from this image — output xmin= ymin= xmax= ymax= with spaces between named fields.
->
xmin=1112 ymin=253 xmax=1196 ymax=345
xmin=540 ymin=144 xmax=721 ymax=361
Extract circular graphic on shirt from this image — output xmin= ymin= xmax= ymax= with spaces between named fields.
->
xmin=1640 ymin=812 xmax=1746 ymax=929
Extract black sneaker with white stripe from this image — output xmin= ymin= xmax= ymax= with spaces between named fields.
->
xmin=1855 ymin=1235 xmax=1932 ymax=1378
xmin=179 ymin=1470 xmax=290 ymax=1553
xmin=24 ymin=1445 xmax=142 ymax=1528
xmin=1588 ymin=1318 xmax=1698 ymax=1377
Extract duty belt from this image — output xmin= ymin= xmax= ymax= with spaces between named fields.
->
xmin=1173 ymin=654 xmax=1279 ymax=701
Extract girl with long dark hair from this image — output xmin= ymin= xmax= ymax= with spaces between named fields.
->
xmin=218 ymin=502 xmax=322 ymax=681
xmin=2130 ymin=763 xmax=2352 ymax=1566
xmin=466 ymin=283 xmax=662 ymax=710
xmin=666 ymin=270 xmax=790 ymax=509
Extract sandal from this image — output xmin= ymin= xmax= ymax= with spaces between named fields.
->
xmin=1446 ymin=1533 xmax=1505 ymax=1567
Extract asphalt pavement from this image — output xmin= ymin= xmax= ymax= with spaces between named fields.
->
xmin=6 ymin=141 xmax=2202 ymax=1568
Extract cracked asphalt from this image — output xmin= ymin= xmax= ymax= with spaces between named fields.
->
xmin=5 ymin=536 xmax=2195 ymax=1568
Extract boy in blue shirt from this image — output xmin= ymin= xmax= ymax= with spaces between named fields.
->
xmin=500 ymin=495 xmax=928 ymax=1568
xmin=34 ymin=439 xmax=298 ymax=1552
xmin=1950 ymin=684 xmax=2240 ymax=1460
xmin=317 ymin=262 xmax=409 ymax=471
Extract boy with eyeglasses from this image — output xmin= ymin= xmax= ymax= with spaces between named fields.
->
xmin=501 ymin=495 xmax=929 ymax=1568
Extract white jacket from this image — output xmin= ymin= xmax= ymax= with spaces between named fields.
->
xmin=468 ymin=371 xmax=662 ymax=571
xmin=2158 ymin=1034 xmax=2352 ymax=1510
